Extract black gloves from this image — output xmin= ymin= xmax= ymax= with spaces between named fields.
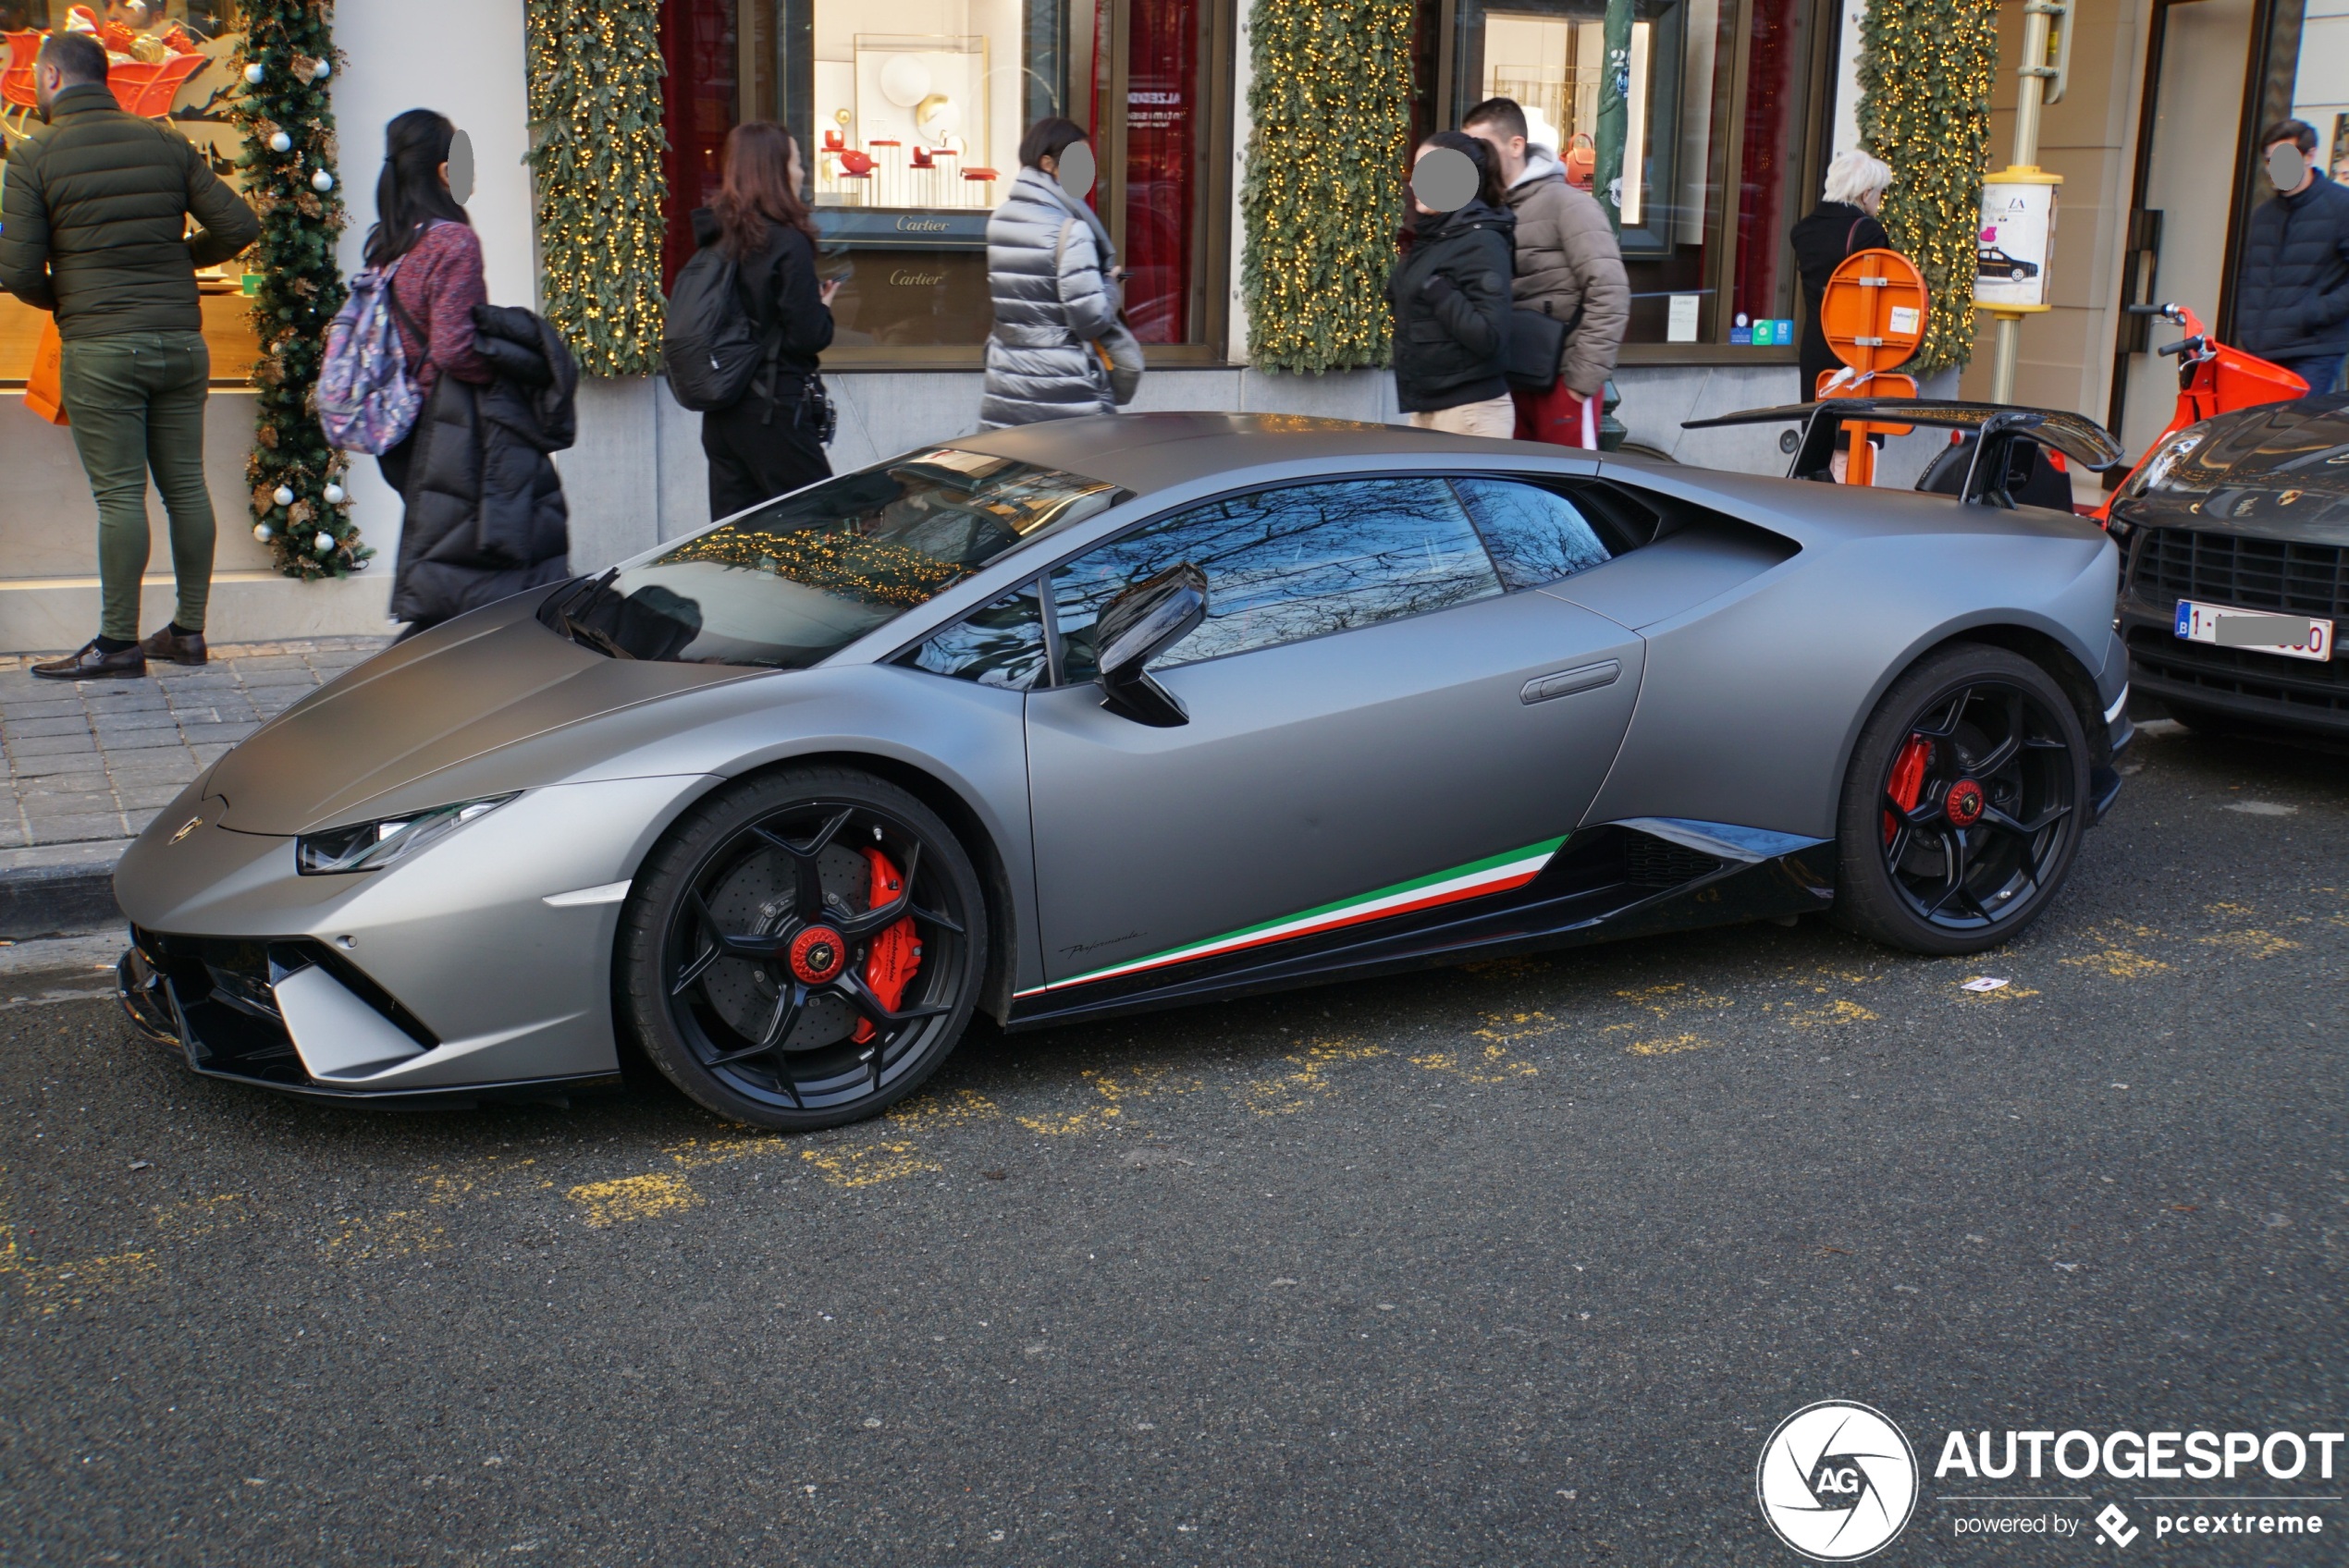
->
xmin=1418 ymin=273 xmax=1458 ymax=306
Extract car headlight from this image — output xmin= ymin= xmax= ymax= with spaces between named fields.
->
xmin=2122 ymin=428 xmax=2203 ymax=498
xmin=295 ymin=795 xmax=518 ymax=876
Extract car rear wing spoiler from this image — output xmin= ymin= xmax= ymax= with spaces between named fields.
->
xmin=1682 ymin=399 xmax=2123 ymax=508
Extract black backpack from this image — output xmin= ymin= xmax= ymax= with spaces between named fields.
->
xmin=662 ymin=246 xmax=773 ymax=412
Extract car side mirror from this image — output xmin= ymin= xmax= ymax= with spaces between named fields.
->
xmin=1092 ymin=563 xmax=1207 ymax=728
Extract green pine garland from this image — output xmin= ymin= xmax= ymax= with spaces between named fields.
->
xmin=525 ymin=0 xmax=667 ymax=378
xmin=1241 ymin=0 xmax=1415 ymax=374
xmin=232 ymin=0 xmax=363 ymax=580
xmin=1857 ymin=0 xmax=1998 ymax=377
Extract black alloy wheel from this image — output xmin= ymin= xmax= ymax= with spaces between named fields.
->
xmin=1833 ymin=644 xmax=2090 ymax=956
xmin=620 ymin=767 xmax=987 ymax=1130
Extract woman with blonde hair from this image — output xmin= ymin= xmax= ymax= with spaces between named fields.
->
xmin=1789 ymin=149 xmax=1896 ymax=400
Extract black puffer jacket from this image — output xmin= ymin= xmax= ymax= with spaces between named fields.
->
xmin=1791 ymin=202 xmax=1893 ymax=398
xmin=1386 ymin=202 xmax=1516 ymax=412
xmin=0 ymin=81 xmax=259 ymax=338
xmin=2234 ymin=171 xmax=2349 ymax=362
xmin=391 ymin=304 xmax=579 ymax=629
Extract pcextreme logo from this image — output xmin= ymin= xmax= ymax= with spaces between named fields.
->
xmin=1755 ymin=1401 xmax=1921 ymax=1561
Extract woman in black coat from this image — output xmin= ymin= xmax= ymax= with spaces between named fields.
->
xmin=1387 ymin=130 xmax=1517 ymax=436
xmin=390 ymin=303 xmax=578 ymax=633
xmin=695 ymin=121 xmax=838 ymax=520
xmin=1789 ymin=150 xmax=1896 ymax=400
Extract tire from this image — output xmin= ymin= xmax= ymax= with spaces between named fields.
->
xmin=1832 ymin=644 xmax=2090 ymax=956
xmin=618 ymin=766 xmax=989 ymax=1131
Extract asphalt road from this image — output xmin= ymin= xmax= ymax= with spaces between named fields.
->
xmin=2 ymin=717 xmax=2343 ymax=1567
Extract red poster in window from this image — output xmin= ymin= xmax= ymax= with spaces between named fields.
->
xmin=1733 ymin=0 xmax=1797 ymax=327
xmin=659 ymin=0 xmax=739 ymax=295
xmin=1121 ymin=0 xmax=1195 ymax=343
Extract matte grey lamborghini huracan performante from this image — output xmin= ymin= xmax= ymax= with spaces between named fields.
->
xmin=115 ymin=412 xmax=2135 ymax=1130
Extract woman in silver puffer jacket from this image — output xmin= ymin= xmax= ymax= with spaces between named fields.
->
xmin=979 ymin=117 xmax=1141 ymax=427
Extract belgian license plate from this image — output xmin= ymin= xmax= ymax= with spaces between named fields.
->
xmin=2173 ymin=600 xmax=2333 ymax=662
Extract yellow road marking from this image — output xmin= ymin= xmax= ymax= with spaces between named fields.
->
xmin=568 ymin=1170 xmax=706 ymax=1226
xmin=2061 ymin=948 xmax=2171 ymax=979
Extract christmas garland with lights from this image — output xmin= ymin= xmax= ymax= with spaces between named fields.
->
xmin=1240 ymin=0 xmax=1415 ymax=374
xmin=524 ymin=0 xmax=667 ymax=378
xmin=1857 ymin=0 xmax=1998 ymax=377
xmin=232 ymin=0 xmax=362 ymax=579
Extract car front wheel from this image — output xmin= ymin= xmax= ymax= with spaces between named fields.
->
xmin=1832 ymin=644 xmax=2090 ymax=956
xmin=618 ymin=766 xmax=987 ymax=1130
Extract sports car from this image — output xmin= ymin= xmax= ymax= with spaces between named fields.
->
xmin=2106 ymin=392 xmax=2348 ymax=743
xmin=116 ymin=410 xmax=2134 ymax=1130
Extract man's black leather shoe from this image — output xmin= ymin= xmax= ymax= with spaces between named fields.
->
xmin=31 ymin=640 xmax=147 ymax=680
xmin=139 ymin=626 xmax=208 ymax=666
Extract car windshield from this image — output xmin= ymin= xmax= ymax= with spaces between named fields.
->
xmin=540 ymin=449 xmax=1127 ymax=667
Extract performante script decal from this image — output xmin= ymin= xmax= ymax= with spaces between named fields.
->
xmin=1020 ymin=837 xmax=1568 ymax=996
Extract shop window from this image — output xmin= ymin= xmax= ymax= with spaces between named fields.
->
xmin=0 ymin=0 xmax=256 ymax=383
xmin=692 ymin=0 xmax=1224 ymax=357
xmin=1451 ymin=0 xmax=1823 ymax=347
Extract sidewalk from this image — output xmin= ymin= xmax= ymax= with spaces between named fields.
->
xmin=0 ymin=636 xmax=390 ymax=938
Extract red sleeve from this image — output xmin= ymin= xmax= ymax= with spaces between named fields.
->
xmin=392 ymin=224 xmax=492 ymax=390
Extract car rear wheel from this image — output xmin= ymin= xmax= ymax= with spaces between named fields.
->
xmin=1832 ymin=645 xmax=2089 ymax=956
xmin=618 ymin=766 xmax=987 ymax=1131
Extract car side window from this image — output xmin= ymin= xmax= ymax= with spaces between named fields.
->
xmin=905 ymin=580 xmax=1049 ymax=690
xmin=1451 ymin=477 xmax=1615 ymax=590
xmin=1052 ymin=478 xmax=1504 ymax=680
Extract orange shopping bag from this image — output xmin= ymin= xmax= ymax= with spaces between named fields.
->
xmin=23 ymin=316 xmax=67 ymax=425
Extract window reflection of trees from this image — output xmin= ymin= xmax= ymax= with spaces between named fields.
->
xmin=1452 ymin=478 xmax=1613 ymax=590
xmin=911 ymin=583 xmax=1049 ymax=690
xmin=1053 ymin=479 xmax=1507 ymax=678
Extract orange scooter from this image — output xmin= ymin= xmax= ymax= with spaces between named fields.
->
xmin=2095 ymin=301 xmax=2308 ymax=522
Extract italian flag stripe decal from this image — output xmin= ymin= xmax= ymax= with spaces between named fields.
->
xmin=1021 ymin=836 xmax=1568 ymax=997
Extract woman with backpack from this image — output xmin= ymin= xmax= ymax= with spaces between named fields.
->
xmin=1387 ymin=130 xmax=1517 ymax=436
xmin=363 ymin=109 xmax=489 ymax=503
xmin=1790 ymin=150 xmax=1897 ymax=401
xmin=978 ymin=116 xmax=1142 ymax=428
xmin=689 ymin=121 xmax=838 ymax=520
xmin=343 ymin=109 xmax=575 ymax=636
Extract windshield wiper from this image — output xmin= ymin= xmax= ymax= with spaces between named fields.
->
xmin=548 ymin=569 xmax=636 ymax=659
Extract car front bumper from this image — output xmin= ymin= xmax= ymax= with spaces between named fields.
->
xmin=113 ymin=773 xmax=715 ymax=1101
xmin=2119 ymin=591 xmax=2349 ymax=741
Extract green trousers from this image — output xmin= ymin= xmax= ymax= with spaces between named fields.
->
xmin=59 ymin=331 xmax=216 ymax=642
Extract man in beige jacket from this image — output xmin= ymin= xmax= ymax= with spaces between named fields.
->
xmin=1463 ymin=96 xmax=1629 ymax=448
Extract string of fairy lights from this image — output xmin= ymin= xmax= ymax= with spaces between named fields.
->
xmin=234 ymin=0 xmax=362 ymax=580
xmin=524 ymin=0 xmax=667 ymax=378
xmin=1240 ymin=0 xmax=1416 ymax=374
xmin=1858 ymin=0 xmax=1999 ymax=377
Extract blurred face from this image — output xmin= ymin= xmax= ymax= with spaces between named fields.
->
xmin=1463 ymin=123 xmax=1528 ymax=187
xmin=33 ymin=58 xmax=60 ymax=113
xmin=1860 ymin=185 xmax=1885 ymax=216
xmin=787 ymin=137 xmax=805 ymax=195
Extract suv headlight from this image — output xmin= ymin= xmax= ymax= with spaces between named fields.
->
xmin=2122 ymin=428 xmax=2203 ymax=498
xmin=295 ymin=795 xmax=518 ymax=876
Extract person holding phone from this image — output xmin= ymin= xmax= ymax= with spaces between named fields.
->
xmin=693 ymin=122 xmax=840 ymax=519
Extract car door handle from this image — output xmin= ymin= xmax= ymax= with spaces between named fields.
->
xmin=1520 ymin=659 xmax=1622 ymax=704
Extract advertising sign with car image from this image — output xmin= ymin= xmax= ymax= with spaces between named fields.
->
xmin=1974 ymin=179 xmax=2058 ymax=309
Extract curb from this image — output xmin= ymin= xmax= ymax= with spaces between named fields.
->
xmin=0 ymin=839 xmax=128 ymax=941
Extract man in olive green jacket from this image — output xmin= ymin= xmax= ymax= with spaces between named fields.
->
xmin=0 ymin=31 xmax=259 ymax=679
xmin=1464 ymin=96 xmax=1629 ymax=448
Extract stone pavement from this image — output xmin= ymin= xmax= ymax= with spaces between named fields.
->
xmin=0 ymin=637 xmax=388 ymax=851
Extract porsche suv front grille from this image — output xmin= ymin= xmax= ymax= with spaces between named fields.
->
xmin=2124 ymin=627 xmax=2349 ymax=716
xmin=2127 ymin=527 xmax=2349 ymax=620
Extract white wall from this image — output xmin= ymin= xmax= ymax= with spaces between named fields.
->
xmin=328 ymin=0 xmax=537 ymax=555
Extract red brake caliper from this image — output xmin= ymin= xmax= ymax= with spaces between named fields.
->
xmin=1883 ymin=735 xmax=1932 ymax=847
xmin=851 ymin=846 xmax=921 ymax=1045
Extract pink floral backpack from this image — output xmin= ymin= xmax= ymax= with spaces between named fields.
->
xmin=318 ymin=255 xmax=423 ymax=454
